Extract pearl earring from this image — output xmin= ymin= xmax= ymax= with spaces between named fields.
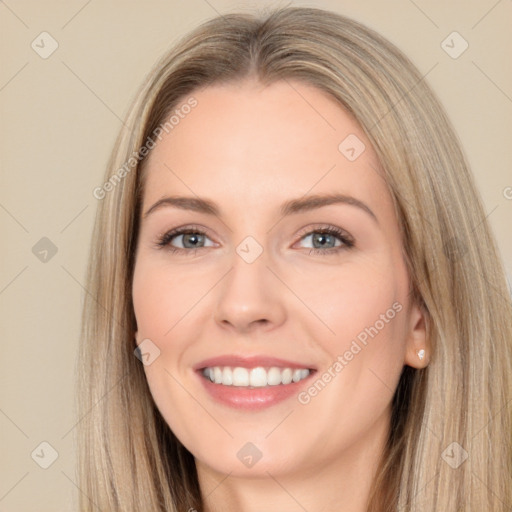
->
xmin=417 ymin=349 xmax=425 ymax=361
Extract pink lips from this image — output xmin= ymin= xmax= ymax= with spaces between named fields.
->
xmin=193 ymin=354 xmax=316 ymax=411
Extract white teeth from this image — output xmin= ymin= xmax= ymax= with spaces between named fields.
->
xmin=249 ymin=367 xmax=267 ymax=387
xmin=267 ymin=367 xmax=282 ymax=386
xmin=201 ymin=366 xmax=311 ymax=387
xmin=293 ymin=369 xmax=310 ymax=382
xmin=281 ymin=368 xmax=293 ymax=385
xmin=213 ymin=367 xmax=223 ymax=384
xmin=222 ymin=367 xmax=233 ymax=386
xmin=232 ymin=367 xmax=249 ymax=386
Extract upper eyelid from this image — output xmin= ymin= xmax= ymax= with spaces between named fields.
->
xmin=295 ymin=223 xmax=353 ymax=239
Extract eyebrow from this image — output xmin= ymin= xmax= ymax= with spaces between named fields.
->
xmin=143 ymin=193 xmax=378 ymax=224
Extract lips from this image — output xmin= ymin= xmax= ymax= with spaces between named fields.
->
xmin=191 ymin=354 xmax=318 ymax=410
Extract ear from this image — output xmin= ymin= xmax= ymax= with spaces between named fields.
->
xmin=403 ymin=301 xmax=429 ymax=369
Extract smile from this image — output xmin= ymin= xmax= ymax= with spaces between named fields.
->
xmin=202 ymin=366 xmax=311 ymax=387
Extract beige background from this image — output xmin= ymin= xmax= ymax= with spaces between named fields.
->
xmin=0 ymin=0 xmax=511 ymax=510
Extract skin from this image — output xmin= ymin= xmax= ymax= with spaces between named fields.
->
xmin=132 ymin=78 xmax=428 ymax=512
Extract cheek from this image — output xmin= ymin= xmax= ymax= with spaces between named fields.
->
xmin=291 ymin=268 xmax=408 ymax=449
xmin=132 ymin=259 xmax=205 ymax=340
xmin=300 ymin=261 xmax=405 ymax=349
xmin=301 ymin=261 xmax=408 ymax=401
xmin=333 ymin=280 xmax=403 ymax=351
xmin=132 ymin=260 xmax=204 ymax=446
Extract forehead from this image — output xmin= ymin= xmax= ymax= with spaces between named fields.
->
xmin=142 ymin=79 xmax=391 ymax=218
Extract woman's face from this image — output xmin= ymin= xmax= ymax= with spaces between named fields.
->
xmin=132 ymin=78 xmax=426 ymax=480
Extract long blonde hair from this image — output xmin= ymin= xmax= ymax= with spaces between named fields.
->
xmin=77 ymin=6 xmax=512 ymax=511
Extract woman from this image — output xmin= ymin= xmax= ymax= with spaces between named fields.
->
xmin=78 ymin=6 xmax=512 ymax=511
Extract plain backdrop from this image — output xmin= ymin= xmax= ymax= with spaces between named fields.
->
xmin=1 ymin=1 xmax=511 ymax=510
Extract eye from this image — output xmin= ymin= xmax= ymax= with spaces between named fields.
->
xmin=155 ymin=225 xmax=215 ymax=255
xmin=295 ymin=225 xmax=355 ymax=256
xmin=155 ymin=224 xmax=355 ymax=256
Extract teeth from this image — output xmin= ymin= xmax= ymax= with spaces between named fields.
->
xmin=233 ymin=367 xmax=249 ymax=386
xmin=282 ymin=368 xmax=293 ymax=385
xmin=202 ymin=366 xmax=311 ymax=387
xmin=267 ymin=367 xmax=282 ymax=385
xmin=222 ymin=367 xmax=233 ymax=385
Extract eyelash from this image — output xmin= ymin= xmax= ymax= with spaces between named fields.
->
xmin=155 ymin=224 xmax=355 ymax=257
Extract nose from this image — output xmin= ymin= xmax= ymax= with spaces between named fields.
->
xmin=213 ymin=247 xmax=287 ymax=334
